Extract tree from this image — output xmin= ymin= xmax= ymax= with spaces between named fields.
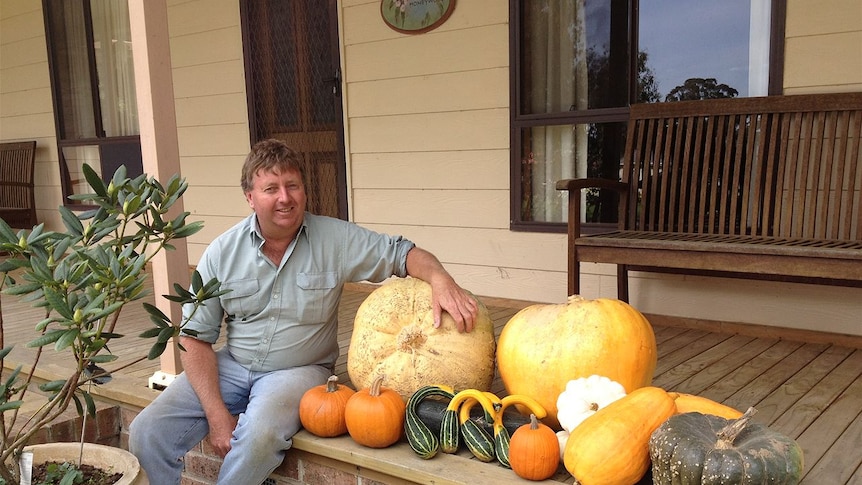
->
xmin=665 ymin=77 xmax=738 ymax=102
xmin=637 ymin=52 xmax=661 ymax=104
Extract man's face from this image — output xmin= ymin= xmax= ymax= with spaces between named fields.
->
xmin=245 ymin=166 xmax=307 ymax=239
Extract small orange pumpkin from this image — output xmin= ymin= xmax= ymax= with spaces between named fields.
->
xmin=344 ymin=375 xmax=406 ymax=448
xmin=509 ymin=414 xmax=560 ymax=481
xmin=298 ymin=375 xmax=356 ymax=437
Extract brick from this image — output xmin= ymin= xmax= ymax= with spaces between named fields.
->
xmin=301 ymin=458 xmax=357 ymax=485
xmin=183 ymin=450 xmax=222 ymax=483
xmin=272 ymin=451 xmax=299 ymax=480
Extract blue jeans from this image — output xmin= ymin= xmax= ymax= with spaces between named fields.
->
xmin=128 ymin=348 xmax=330 ymax=485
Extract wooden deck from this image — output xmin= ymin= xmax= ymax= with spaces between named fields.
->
xmin=2 ymin=280 xmax=861 ymax=484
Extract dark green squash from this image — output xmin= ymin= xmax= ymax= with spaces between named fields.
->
xmin=649 ymin=408 xmax=804 ymax=485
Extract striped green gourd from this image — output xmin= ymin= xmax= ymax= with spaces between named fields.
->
xmin=459 ymin=397 xmax=496 ymax=462
xmin=441 ymin=389 xmax=496 ymax=455
xmin=405 ymin=385 xmax=454 ymax=459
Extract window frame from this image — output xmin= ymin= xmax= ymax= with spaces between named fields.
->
xmin=508 ymin=0 xmax=786 ymax=233
xmin=42 ymin=0 xmax=143 ymax=209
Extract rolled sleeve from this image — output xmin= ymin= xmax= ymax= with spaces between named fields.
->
xmin=342 ymin=223 xmax=415 ymax=283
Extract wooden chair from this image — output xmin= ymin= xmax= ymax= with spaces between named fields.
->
xmin=0 ymin=141 xmax=38 ymax=229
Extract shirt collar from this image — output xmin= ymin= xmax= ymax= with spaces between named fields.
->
xmin=247 ymin=213 xmax=308 ymax=247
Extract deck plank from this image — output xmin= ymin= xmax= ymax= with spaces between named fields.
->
xmin=755 ymin=345 xmax=856 ymax=426
xmin=798 ymin=367 xmax=862 ymax=483
xmin=653 ymin=334 xmax=758 ymax=390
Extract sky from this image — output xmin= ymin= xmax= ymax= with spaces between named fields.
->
xmin=638 ymin=0 xmax=754 ymax=98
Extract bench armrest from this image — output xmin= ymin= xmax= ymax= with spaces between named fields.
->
xmin=555 ymin=178 xmax=628 ymax=194
xmin=555 ymin=177 xmax=628 ymax=236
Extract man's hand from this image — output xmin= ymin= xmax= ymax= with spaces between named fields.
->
xmin=207 ymin=410 xmax=238 ymax=458
xmin=406 ymin=246 xmax=480 ymax=332
xmin=430 ymin=276 xmax=479 ymax=333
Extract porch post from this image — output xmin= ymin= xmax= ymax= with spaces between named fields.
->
xmin=127 ymin=0 xmax=187 ymax=388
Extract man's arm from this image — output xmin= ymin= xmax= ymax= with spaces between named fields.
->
xmin=405 ymin=247 xmax=478 ymax=332
xmin=180 ymin=336 xmax=238 ymax=458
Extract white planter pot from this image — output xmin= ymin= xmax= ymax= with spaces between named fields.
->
xmin=23 ymin=442 xmax=148 ymax=485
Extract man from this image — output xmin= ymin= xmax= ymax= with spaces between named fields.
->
xmin=129 ymin=139 xmax=479 ymax=484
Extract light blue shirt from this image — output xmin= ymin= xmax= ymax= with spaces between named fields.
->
xmin=182 ymin=212 xmax=415 ymax=372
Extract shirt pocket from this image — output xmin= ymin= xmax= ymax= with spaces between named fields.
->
xmin=296 ymin=272 xmax=338 ymax=324
xmin=221 ymin=278 xmax=265 ymax=320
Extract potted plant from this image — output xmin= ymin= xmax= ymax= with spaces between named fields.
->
xmin=0 ymin=165 xmax=224 ymax=484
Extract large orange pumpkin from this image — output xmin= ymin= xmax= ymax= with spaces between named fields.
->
xmin=497 ymin=295 xmax=657 ymax=429
xmin=347 ymin=277 xmax=496 ymax=401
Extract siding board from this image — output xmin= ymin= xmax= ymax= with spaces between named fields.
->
xmin=351 ymin=188 xmax=508 ymax=228
xmin=351 ymin=150 xmax=509 ymax=190
xmin=349 ymin=109 xmax=508 ymax=153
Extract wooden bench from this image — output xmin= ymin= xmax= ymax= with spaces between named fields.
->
xmin=0 ymin=141 xmax=37 ymax=229
xmin=556 ymin=92 xmax=862 ymax=301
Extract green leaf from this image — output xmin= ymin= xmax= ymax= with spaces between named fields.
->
xmin=139 ymin=327 xmax=164 ymax=338
xmin=111 ymin=164 xmax=128 ymax=189
xmin=83 ymin=163 xmax=107 ymax=197
xmin=27 ymin=329 xmax=66 ymax=348
xmin=157 ymin=326 xmax=176 ymax=344
xmin=38 ymin=379 xmax=66 ymax=392
xmin=54 ymin=329 xmax=80 ymax=351
xmin=191 ymin=270 xmax=203 ymax=293
xmin=82 ymin=390 xmax=97 ymax=417
xmin=0 ymin=400 xmax=24 ymax=412
xmin=88 ymin=354 xmax=119 ymax=363
xmin=42 ymin=286 xmax=73 ymax=320
xmin=0 ymin=218 xmax=19 ymax=243
xmin=3 ymin=364 xmax=22 ymax=388
xmin=3 ymin=281 xmax=43 ymax=296
xmin=59 ymin=205 xmax=85 ymax=236
xmin=0 ymin=345 xmax=13 ymax=360
xmin=147 ymin=341 xmax=167 ymax=360
xmin=172 ymin=221 xmax=204 ymax=238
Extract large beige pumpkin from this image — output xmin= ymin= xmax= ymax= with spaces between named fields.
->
xmin=347 ymin=278 xmax=496 ymax=401
xmin=497 ymin=295 xmax=657 ymax=429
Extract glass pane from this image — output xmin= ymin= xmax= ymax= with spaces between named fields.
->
xmin=520 ymin=122 xmax=625 ymax=223
xmin=638 ymin=0 xmax=770 ymax=101
xmin=90 ymin=0 xmax=139 ymax=136
xmin=47 ymin=2 xmax=97 ymax=140
xmin=62 ymin=146 xmax=102 ymax=196
xmin=520 ymin=1 xmax=629 ymax=114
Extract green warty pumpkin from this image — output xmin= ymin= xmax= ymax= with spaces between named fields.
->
xmin=649 ymin=408 xmax=804 ymax=485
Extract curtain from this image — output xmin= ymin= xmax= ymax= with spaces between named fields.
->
xmin=90 ymin=0 xmax=139 ymax=137
xmin=59 ymin=2 xmax=96 ymax=139
xmin=527 ymin=0 xmax=589 ymax=223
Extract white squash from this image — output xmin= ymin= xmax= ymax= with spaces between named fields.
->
xmin=556 ymin=375 xmax=626 ymax=433
xmin=347 ymin=278 xmax=496 ymax=401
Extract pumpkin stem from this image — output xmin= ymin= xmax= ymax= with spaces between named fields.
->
xmin=370 ymin=375 xmax=385 ymax=397
xmin=715 ymin=406 xmax=757 ymax=449
xmin=529 ymin=413 xmax=540 ymax=430
xmin=325 ymin=375 xmax=339 ymax=393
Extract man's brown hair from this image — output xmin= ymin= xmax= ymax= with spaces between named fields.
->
xmin=241 ymin=139 xmax=305 ymax=193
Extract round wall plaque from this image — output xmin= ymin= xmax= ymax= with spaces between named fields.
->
xmin=381 ymin=0 xmax=455 ymax=34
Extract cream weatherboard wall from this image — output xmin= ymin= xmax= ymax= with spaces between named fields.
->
xmin=340 ymin=0 xmax=567 ymax=306
xmin=0 ymin=0 xmax=62 ymax=228
xmin=0 ymin=0 xmax=860 ymax=337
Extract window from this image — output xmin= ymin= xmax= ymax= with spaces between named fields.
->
xmin=510 ymin=0 xmax=785 ymax=230
xmin=43 ymin=0 xmax=142 ymax=206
